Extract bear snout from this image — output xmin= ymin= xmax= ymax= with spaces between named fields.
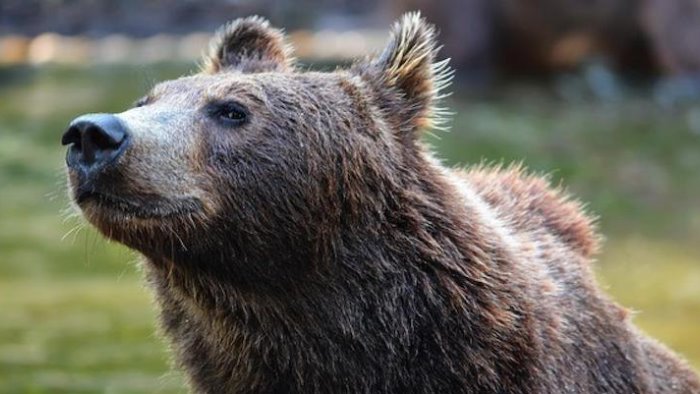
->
xmin=62 ymin=113 xmax=130 ymax=179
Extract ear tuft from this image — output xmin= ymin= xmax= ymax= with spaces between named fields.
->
xmin=202 ymin=16 xmax=293 ymax=74
xmin=357 ymin=12 xmax=453 ymax=136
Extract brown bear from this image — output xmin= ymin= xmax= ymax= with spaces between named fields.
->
xmin=61 ymin=13 xmax=699 ymax=394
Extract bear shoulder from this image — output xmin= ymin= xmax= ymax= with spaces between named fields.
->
xmin=457 ymin=164 xmax=601 ymax=259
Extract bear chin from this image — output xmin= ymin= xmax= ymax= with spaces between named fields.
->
xmin=75 ymin=192 xmax=207 ymax=250
xmin=76 ymin=189 xmax=203 ymax=220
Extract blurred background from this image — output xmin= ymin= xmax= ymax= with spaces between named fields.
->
xmin=1 ymin=0 xmax=699 ymax=392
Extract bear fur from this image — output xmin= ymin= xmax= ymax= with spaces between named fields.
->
xmin=65 ymin=13 xmax=700 ymax=394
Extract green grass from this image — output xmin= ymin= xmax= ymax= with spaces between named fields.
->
xmin=597 ymin=239 xmax=700 ymax=369
xmin=0 ymin=63 xmax=698 ymax=393
xmin=0 ymin=279 xmax=185 ymax=394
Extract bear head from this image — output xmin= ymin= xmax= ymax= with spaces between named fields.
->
xmin=62 ymin=13 xmax=452 ymax=286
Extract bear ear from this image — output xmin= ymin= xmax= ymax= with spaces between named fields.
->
xmin=354 ymin=12 xmax=453 ymax=138
xmin=202 ymin=16 xmax=293 ymax=74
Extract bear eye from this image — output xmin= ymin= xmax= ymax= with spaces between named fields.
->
xmin=208 ymin=101 xmax=249 ymax=127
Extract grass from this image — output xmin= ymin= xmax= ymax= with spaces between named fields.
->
xmin=596 ymin=239 xmax=700 ymax=368
xmin=0 ymin=63 xmax=698 ymax=393
xmin=0 ymin=279 xmax=185 ymax=394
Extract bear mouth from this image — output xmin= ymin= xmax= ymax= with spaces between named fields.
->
xmin=76 ymin=190 xmax=203 ymax=220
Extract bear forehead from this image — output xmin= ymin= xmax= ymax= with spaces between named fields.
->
xmin=150 ymin=71 xmax=350 ymax=104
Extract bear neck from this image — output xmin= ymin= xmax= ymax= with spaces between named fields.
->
xmin=146 ymin=151 xmax=523 ymax=307
xmin=141 ymin=154 xmax=540 ymax=392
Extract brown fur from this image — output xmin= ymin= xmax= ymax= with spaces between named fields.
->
xmin=464 ymin=163 xmax=600 ymax=259
xmin=65 ymin=13 xmax=700 ymax=394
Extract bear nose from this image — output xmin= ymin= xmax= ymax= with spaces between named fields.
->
xmin=62 ymin=113 xmax=130 ymax=174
